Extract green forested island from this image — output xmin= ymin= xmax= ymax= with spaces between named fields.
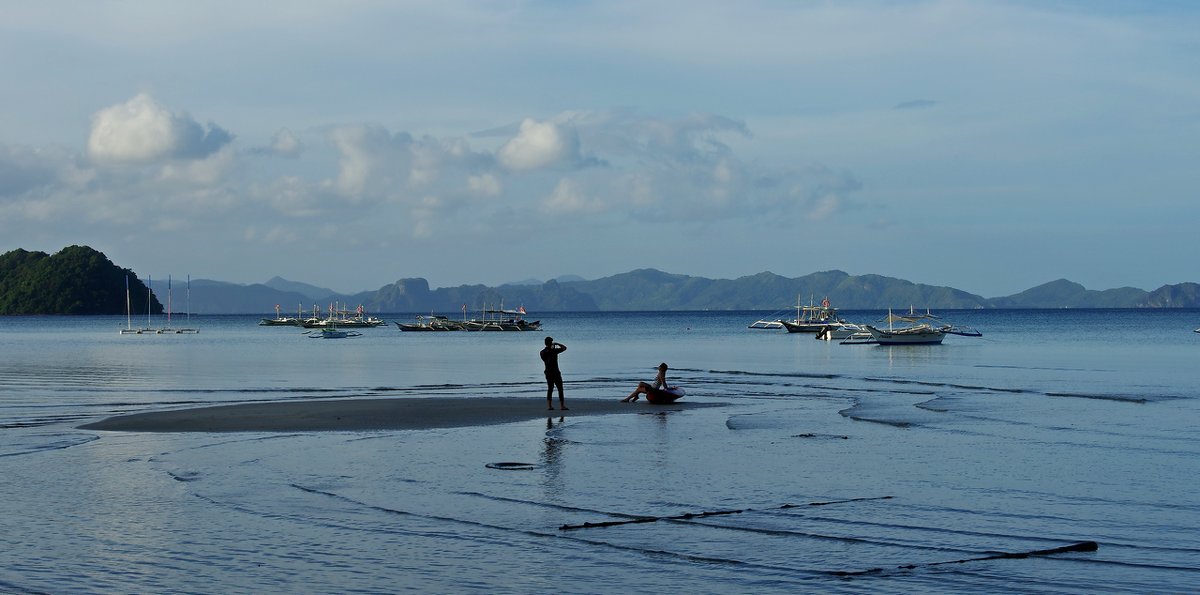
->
xmin=2 ymin=245 xmax=1199 ymax=315
xmin=0 ymin=246 xmax=161 ymax=315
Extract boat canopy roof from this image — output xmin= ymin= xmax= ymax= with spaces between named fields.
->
xmin=881 ymin=308 xmax=941 ymax=324
xmin=484 ymin=308 xmax=526 ymax=315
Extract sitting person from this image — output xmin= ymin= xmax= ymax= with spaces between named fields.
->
xmin=623 ymin=362 xmax=670 ymax=402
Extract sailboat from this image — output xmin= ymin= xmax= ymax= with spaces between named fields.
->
xmin=155 ymin=275 xmax=199 ymax=334
xmin=119 ymin=274 xmax=153 ymax=334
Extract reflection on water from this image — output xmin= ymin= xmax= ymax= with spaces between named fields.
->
xmin=541 ymin=416 xmax=566 ymax=497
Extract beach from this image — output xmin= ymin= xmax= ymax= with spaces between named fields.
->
xmin=80 ymin=397 xmax=719 ymax=432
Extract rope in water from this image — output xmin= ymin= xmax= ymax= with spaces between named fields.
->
xmin=559 ymin=496 xmax=894 ymax=531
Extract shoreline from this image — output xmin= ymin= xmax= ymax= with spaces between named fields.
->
xmin=78 ymin=397 xmax=721 ymax=433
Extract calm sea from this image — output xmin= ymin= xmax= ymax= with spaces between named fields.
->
xmin=1 ymin=310 xmax=1198 ymax=593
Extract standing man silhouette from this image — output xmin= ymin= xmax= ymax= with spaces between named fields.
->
xmin=540 ymin=337 xmax=568 ymax=410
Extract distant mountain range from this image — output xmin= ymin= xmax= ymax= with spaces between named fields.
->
xmin=4 ymin=246 xmax=1198 ymax=315
xmin=167 ymin=269 xmax=1200 ymax=314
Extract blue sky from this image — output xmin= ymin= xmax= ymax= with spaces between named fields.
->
xmin=2 ymin=1 xmax=1197 ymax=297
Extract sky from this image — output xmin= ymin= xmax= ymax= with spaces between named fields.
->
xmin=2 ymin=1 xmax=1198 ymax=297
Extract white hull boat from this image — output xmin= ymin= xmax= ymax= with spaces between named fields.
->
xmin=845 ymin=307 xmax=981 ymax=345
xmin=865 ymin=324 xmax=946 ymax=345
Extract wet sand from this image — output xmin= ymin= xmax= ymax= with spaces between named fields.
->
xmin=78 ymin=397 xmax=720 ymax=433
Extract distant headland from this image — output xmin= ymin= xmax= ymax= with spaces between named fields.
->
xmin=0 ymin=246 xmax=161 ymax=315
xmin=2 ymin=245 xmax=1198 ymax=315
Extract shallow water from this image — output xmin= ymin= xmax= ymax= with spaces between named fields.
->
xmin=1 ymin=310 xmax=1198 ymax=593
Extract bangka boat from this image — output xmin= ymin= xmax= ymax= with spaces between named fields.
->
xmin=260 ymin=304 xmax=304 ymax=326
xmin=301 ymin=303 xmax=386 ymax=328
xmin=782 ymin=296 xmax=841 ymax=333
xmin=463 ymin=306 xmax=541 ymax=331
xmin=395 ymin=315 xmax=464 ymax=331
xmin=854 ymin=307 xmax=981 ymax=345
xmin=749 ymin=295 xmax=841 ymax=331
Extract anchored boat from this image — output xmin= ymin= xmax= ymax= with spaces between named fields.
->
xmin=463 ymin=305 xmax=540 ymax=331
xmin=395 ymin=314 xmax=465 ymax=331
xmin=782 ymin=296 xmax=842 ymax=333
xmin=850 ymin=307 xmax=981 ymax=345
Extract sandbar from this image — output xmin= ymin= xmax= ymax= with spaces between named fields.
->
xmin=78 ymin=397 xmax=720 ymax=433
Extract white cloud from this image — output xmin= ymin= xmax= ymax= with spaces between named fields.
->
xmin=541 ymin=178 xmax=605 ymax=215
xmin=158 ymin=145 xmax=235 ymax=187
xmin=497 ymin=118 xmax=580 ymax=170
xmin=329 ymin=125 xmax=491 ymax=200
xmin=3 ymin=104 xmax=863 ymax=256
xmin=330 ymin=125 xmax=387 ymax=198
xmin=268 ymin=128 xmax=304 ymax=158
xmin=87 ymin=93 xmax=233 ymax=165
xmin=807 ymin=193 xmax=841 ymax=221
xmin=467 ymin=173 xmax=501 ymax=197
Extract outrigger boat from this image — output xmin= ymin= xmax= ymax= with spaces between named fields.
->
xmin=463 ymin=305 xmax=540 ymax=331
xmin=395 ymin=314 xmax=464 ymax=331
xmin=260 ymin=304 xmax=304 ymax=326
xmin=749 ymin=294 xmax=841 ymax=331
xmin=843 ymin=307 xmax=981 ymax=345
xmin=748 ymin=318 xmax=785 ymax=330
xmin=781 ymin=295 xmax=842 ymax=333
xmin=301 ymin=303 xmax=386 ymax=328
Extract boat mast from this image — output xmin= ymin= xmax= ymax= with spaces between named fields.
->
xmin=125 ymin=275 xmax=132 ymax=330
xmin=147 ymin=275 xmax=152 ymax=328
